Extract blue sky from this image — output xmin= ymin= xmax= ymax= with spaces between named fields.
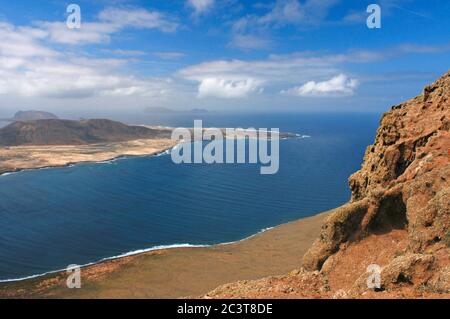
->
xmin=0 ymin=0 xmax=449 ymax=115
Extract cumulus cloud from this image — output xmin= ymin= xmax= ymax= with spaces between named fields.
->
xmin=0 ymin=22 xmax=172 ymax=99
xmin=0 ymin=6 xmax=182 ymax=100
xmin=0 ymin=57 xmax=172 ymax=99
xmin=282 ymin=74 xmax=358 ymax=97
xmin=188 ymin=0 xmax=215 ymax=15
xmin=178 ymin=53 xmax=341 ymax=92
xmin=178 ymin=53 xmax=350 ymax=98
xmin=198 ymin=78 xmax=262 ymax=98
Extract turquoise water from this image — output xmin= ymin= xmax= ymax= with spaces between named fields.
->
xmin=0 ymin=113 xmax=379 ymax=281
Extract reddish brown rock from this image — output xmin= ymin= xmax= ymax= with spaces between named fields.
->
xmin=205 ymin=71 xmax=450 ymax=298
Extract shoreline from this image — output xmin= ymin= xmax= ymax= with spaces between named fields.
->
xmin=0 ymin=212 xmax=329 ymax=298
xmin=0 ymin=226 xmax=276 ymax=284
xmin=0 ymin=138 xmax=178 ymax=177
xmin=0 ymin=145 xmax=175 ymax=178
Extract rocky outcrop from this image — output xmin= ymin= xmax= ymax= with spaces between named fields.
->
xmin=206 ymin=71 xmax=450 ymax=298
xmin=302 ymin=200 xmax=370 ymax=270
xmin=304 ymin=72 xmax=449 ymax=273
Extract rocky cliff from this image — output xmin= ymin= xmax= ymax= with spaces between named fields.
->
xmin=205 ymin=71 xmax=450 ymax=298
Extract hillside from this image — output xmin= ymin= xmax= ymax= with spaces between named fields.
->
xmin=0 ymin=119 xmax=172 ymax=146
xmin=10 ymin=110 xmax=59 ymax=121
xmin=205 ymin=71 xmax=450 ymax=298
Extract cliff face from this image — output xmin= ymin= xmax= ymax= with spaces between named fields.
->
xmin=303 ymin=71 xmax=450 ymax=271
xmin=206 ymin=71 xmax=450 ymax=298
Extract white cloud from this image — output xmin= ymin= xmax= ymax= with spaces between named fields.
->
xmin=2 ymin=8 xmax=448 ymax=109
xmin=0 ymin=22 xmax=56 ymax=57
xmin=179 ymin=53 xmax=347 ymax=98
xmin=0 ymin=22 xmax=173 ymax=99
xmin=282 ymin=74 xmax=358 ymax=97
xmin=0 ymin=7 xmax=183 ymax=100
xmin=0 ymin=57 xmax=173 ymax=99
xmin=99 ymin=8 xmax=178 ymax=32
xmin=198 ymin=78 xmax=261 ymax=98
xmin=188 ymin=0 xmax=215 ymax=15
xmin=38 ymin=8 xmax=178 ymax=45
xmin=178 ymin=53 xmax=340 ymax=88
xmin=40 ymin=22 xmax=115 ymax=45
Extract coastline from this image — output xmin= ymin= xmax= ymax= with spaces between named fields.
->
xmin=0 ymin=138 xmax=178 ymax=177
xmin=0 ymin=226 xmax=278 ymax=284
xmin=0 ymin=211 xmax=329 ymax=298
xmin=0 ymin=145 xmax=174 ymax=177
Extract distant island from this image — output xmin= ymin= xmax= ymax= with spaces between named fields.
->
xmin=0 ymin=119 xmax=171 ymax=146
xmin=2 ymin=110 xmax=59 ymax=122
xmin=0 ymin=118 xmax=176 ymax=176
xmin=145 ymin=107 xmax=209 ymax=114
xmin=0 ymin=118 xmax=295 ymax=176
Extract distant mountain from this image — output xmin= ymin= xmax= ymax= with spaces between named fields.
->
xmin=145 ymin=107 xmax=208 ymax=114
xmin=189 ymin=108 xmax=209 ymax=114
xmin=10 ymin=110 xmax=59 ymax=121
xmin=0 ymin=119 xmax=172 ymax=146
xmin=145 ymin=107 xmax=176 ymax=113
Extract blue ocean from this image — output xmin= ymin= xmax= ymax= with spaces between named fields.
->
xmin=0 ymin=112 xmax=380 ymax=281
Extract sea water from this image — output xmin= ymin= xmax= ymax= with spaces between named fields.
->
xmin=0 ymin=112 xmax=379 ymax=281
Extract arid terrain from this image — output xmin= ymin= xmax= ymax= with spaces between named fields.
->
xmin=0 ymin=139 xmax=178 ymax=176
xmin=0 ymin=118 xmax=176 ymax=175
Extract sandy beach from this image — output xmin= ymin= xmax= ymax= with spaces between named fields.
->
xmin=0 ymin=211 xmax=328 ymax=299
